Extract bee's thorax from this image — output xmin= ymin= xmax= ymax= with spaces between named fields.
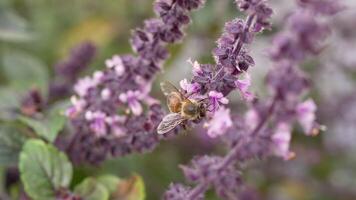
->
xmin=181 ymin=100 xmax=199 ymax=119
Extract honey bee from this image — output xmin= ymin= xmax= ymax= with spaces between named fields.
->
xmin=157 ymin=81 xmax=206 ymax=134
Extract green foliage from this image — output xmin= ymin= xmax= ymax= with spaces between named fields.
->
xmin=0 ymin=7 xmax=34 ymax=42
xmin=0 ymin=87 xmax=20 ymax=121
xmin=18 ymin=104 xmax=66 ymax=143
xmin=74 ymin=174 xmax=145 ymax=200
xmin=19 ymin=139 xmax=73 ymax=200
xmin=74 ymin=178 xmax=110 ymax=200
xmin=111 ymin=174 xmax=145 ymax=200
xmin=96 ymin=175 xmax=120 ymax=195
xmin=0 ymin=125 xmax=27 ymax=166
xmin=1 ymin=50 xmax=49 ymax=94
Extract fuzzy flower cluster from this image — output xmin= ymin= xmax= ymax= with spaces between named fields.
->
xmin=65 ymin=0 xmax=205 ymax=164
xmin=163 ymin=0 xmax=343 ymax=199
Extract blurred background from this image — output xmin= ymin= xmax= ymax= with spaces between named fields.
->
xmin=1 ymin=0 xmax=356 ymax=199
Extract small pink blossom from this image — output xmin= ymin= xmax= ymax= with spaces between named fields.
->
xmin=112 ymin=125 xmax=126 ymax=137
xmin=245 ymin=109 xmax=259 ymax=130
xmin=188 ymin=59 xmax=203 ymax=76
xmin=272 ymin=123 xmax=295 ymax=160
xmin=105 ymin=55 xmax=125 ymax=76
xmin=205 ymin=107 xmax=232 ymax=138
xmin=179 ymin=79 xmax=201 ymax=95
xmin=119 ymin=90 xmax=144 ymax=116
xmin=296 ymin=99 xmax=317 ymax=135
xmin=93 ymin=71 xmax=104 ymax=83
xmin=208 ymin=91 xmax=229 ymax=113
xmin=105 ymin=115 xmax=126 ymax=124
xmin=86 ymin=111 xmax=107 ymax=136
xmin=65 ymin=96 xmax=87 ymax=118
xmin=74 ymin=77 xmax=95 ymax=97
xmin=101 ymin=88 xmax=111 ymax=100
xmin=235 ymin=73 xmax=254 ymax=101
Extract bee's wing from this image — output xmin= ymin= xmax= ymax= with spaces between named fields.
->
xmin=157 ymin=113 xmax=185 ymax=134
xmin=160 ymin=81 xmax=183 ymax=97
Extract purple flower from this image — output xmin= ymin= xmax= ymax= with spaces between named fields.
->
xmin=245 ymin=108 xmax=259 ymax=130
xmin=205 ymin=107 xmax=232 ymax=138
xmin=181 ymin=156 xmax=243 ymax=199
xmin=179 ymin=79 xmax=201 ymax=95
xmin=235 ymin=73 xmax=254 ymax=101
xmin=74 ymin=72 xmax=103 ymax=97
xmin=271 ymin=122 xmax=295 ymax=160
xmin=296 ymin=99 xmax=317 ymax=136
xmin=65 ymin=96 xmax=86 ymax=118
xmin=100 ymin=88 xmax=112 ymax=100
xmin=73 ymin=77 xmax=94 ymax=97
xmin=163 ymin=184 xmax=200 ymax=200
xmin=188 ymin=59 xmax=203 ymax=76
xmin=85 ymin=111 xmax=107 ymax=137
xmin=297 ymin=0 xmax=345 ymax=15
xmin=208 ymin=91 xmax=229 ymax=113
xmin=105 ymin=55 xmax=125 ymax=76
xmin=119 ymin=90 xmax=144 ymax=116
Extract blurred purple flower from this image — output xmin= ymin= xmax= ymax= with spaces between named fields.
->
xmin=271 ymin=122 xmax=294 ymax=160
xmin=235 ymin=72 xmax=254 ymax=101
xmin=296 ymin=99 xmax=318 ymax=136
xmin=50 ymin=42 xmax=96 ymax=100
xmin=205 ymin=107 xmax=232 ymax=138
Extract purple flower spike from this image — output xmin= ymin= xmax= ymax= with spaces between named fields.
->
xmin=66 ymin=0 xmax=206 ymax=165
xmin=50 ymin=41 xmax=96 ymax=100
xmin=163 ymin=0 xmax=344 ymax=199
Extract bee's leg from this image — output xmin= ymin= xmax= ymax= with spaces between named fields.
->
xmin=181 ymin=121 xmax=189 ymax=132
xmin=182 ymin=122 xmax=187 ymax=130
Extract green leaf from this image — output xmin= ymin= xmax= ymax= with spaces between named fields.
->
xmin=111 ymin=174 xmax=145 ymax=200
xmin=18 ymin=105 xmax=66 ymax=142
xmin=0 ymin=8 xmax=34 ymax=42
xmin=0 ymin=125 xmax=27 ymax=166
xmin=19 ymin=139 xmax=72 ymax=200
xmin=96 ymin=175 xmax=120 ymax=195
xmin=0 ymin=87 xmax=20 ymax=121
xmin=74 ymin=178 xmax=109 ymax=200
xmin=1 ymin=50 xmax=48 ymax=94
xmin=76 ymin=174 xmax=145 ymax=200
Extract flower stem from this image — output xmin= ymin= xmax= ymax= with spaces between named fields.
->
xmin=187 ymin=182 xmax=209 ymax=200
